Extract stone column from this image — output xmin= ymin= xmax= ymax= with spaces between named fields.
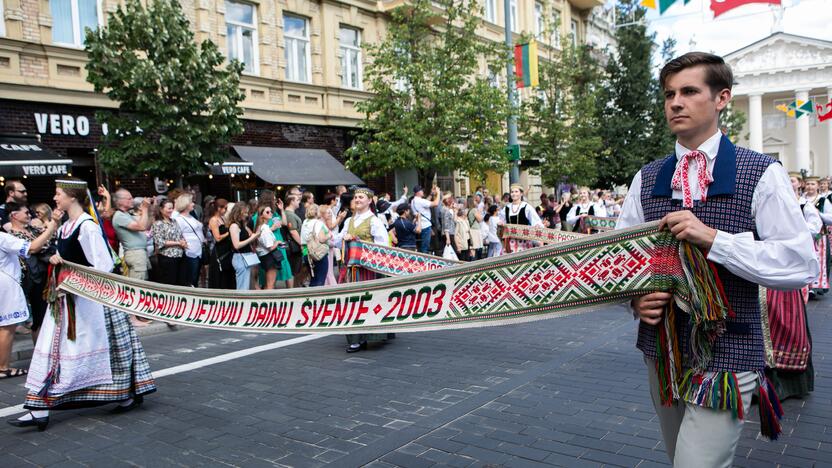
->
xmin=748 ymin=93 xmax=763 ymax=153
xmin=826 ymin=88 xmax=832 ymax=176
xmin=795 ymin=89 xmax=812 ymax=174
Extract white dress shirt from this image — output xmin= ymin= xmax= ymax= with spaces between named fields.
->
xmin=798 ymin=197 xmax=822 ymax=235
xmin=333 ymin=210 xmax=390 ymax=246
xmin=617 ymin=131 xmax=818 ymax=290
xmin=498 ymin=201 xmax=544 ymax=227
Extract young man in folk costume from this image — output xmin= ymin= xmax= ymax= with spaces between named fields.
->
xmin=617 ymin=53 xmax=818 ymax=467
xmin=499 ymin=184 xmax=543 ymax=253
xmin=803 ymin=176 xmax=832 ymax=297
xmin=334 ymin=187 xmax=393 ymax=353
xmin=8 ymin=179 xmax=156 ymax=431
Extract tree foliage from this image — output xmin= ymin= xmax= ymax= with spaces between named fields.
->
xmin=595 ymin=0 xmax=664 ymax=187
xmin=346 ymin=0 xmax=510 ymax=187
xmin=85 ymin=0 xmax=245 ymax=178
xmin=719 ymin=103 xmax=748 ymax=144
xmin=521 ymin=42 xmax=606 ymax=188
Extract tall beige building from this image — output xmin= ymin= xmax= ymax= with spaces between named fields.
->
xmin=0 ymin=0 xmax=605 ymax=201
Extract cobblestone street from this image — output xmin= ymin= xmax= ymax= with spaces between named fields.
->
xmin=1 ymin=299 xmax=829 ymax=467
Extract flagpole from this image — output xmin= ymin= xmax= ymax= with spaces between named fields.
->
xmin=505 ymin=0 xmax=520 ymax=186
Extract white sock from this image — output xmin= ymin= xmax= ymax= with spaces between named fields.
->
xmin=18 ymin=410 xmax=49 ymax=421
xmin=118 ymin=398 xmax=134 ymax=407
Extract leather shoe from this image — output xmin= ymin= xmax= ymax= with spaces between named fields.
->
xmin=111 ymin=395 xmax=144 ymax=414
xmin=7 ymin=413 xmax=49 ymax=432
xmin=345 ymin=342 xmax=367 ymax=353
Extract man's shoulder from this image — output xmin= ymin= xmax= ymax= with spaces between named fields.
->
xmin=640 ymin=153 xmax=675 ymax=175
xmin=734 ymin=145 xmax=777 ymax=166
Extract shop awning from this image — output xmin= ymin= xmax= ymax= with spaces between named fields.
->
xmin=208 ymin=153 xmax=253 ymax=176
xmin=232 ymin=146 xmax=363 ymax=186
xmin=0 ymin=134 xmax=73 ymax=177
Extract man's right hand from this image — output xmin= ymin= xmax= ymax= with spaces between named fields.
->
xmin=631 ymin=292 xmax=673 ymax=325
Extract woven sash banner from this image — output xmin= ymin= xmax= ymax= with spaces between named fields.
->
xmin=579 ymin=216 xmax=617 ymax=233
xmin=56 ymin=221 xmax=714 ymax=335
xmin=498 ymin=224 xmax=586 ymax=244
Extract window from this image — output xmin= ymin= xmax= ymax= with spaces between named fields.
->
xmin=0 ymin=0 xmax=5 ymax=37
xmin=551 ymin=10 xmax=561 ymax=47
xmin=51 ymin=0 xmax=100 ymax=47
xmin=225 ymin=1 xmax=258 ymax=75
xmin=284 ymin=14 xmax=310 ymax=83
xmin=485 ymin=0 xmax=497 ymax=23
xmin=339 ymin=26 xmax=362 ymax=89
xmin=509 ymin=0 xmax=518 ymax=33
xmin=534 ymin=2 xmax=544 ymax=38
xmin=570 ymin=19 xmax=578 ymax=46
xmin=488 ymin=69 xmax=500 ymax=89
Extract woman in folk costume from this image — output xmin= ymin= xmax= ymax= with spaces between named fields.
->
xmin=566 ymin=187 xmax=604 ymax=233
xmin=334 ymin=187 xmax=391 ymax=353
xmin=499 ymin=185 xmax=543 ymax=253
xmin=762 ymin=173 xmax=820 ymax=401
xmin=804 ymin=176 xmax=832 ymax=297
xmin=8 ymin=179 xmax=156 ymax=432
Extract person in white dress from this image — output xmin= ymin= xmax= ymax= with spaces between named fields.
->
xmin=0 ymin=209 xmax=60 ymax=380
xmin=499 ymin=184 xmax=543 ymax=252
xmin=566 ymin=187 xmax=605 ymax=232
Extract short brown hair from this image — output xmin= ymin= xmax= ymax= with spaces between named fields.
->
xmin=659 ymin=52 xmax=733 ymax=96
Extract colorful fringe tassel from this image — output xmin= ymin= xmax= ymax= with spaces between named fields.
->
xmin=677 ymin=370 xmax=745 ymax=421
xmin=679 ymin=242 xmax=731 ymax=373
xmin=758 ymin=372 xmax=784 ymax=440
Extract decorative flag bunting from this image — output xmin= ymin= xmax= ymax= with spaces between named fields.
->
xmin=817 ymin=100 xmax=832 ymax=123
xmin=777 ymin=100 xmax=814 ymax=119
xmin=711 ymin=0 xmax=782 ymax=18
xmin=514 ymin=41 xmax=539 ymax=89
xmin=640 ymin=0 xmax=691 ymax=14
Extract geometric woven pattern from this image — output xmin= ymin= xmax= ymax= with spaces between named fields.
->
xmin=499 ymin=224 xmax=587 ymax=244
xmin=57 ymin=221 xmax=691 ymax=335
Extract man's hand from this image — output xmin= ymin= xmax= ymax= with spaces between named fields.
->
xmin=632 ymin=292 xmax=673 ymax=325
xmin=659 ymin=211 xmax=717 ymax=250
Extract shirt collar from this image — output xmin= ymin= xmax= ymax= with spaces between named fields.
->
xmin=674 ymin=130 xmax=723 ymax=164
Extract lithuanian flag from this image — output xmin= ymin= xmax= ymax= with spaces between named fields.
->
xmin=514 ymin=41 xmax=539 ymax=89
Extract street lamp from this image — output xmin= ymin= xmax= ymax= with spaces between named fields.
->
xmin=504 ymin=0 xmax=520 ymax=185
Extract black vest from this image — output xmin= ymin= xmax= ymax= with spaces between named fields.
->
xmin=58 ymin=219 xmax=93 ymax=267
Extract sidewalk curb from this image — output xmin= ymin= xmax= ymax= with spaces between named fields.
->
xmin=11 ymin=321 xmax=180 ymax=365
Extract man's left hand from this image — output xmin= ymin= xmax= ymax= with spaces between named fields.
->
xmin=659 ymin=210 xmax=717 ymax=250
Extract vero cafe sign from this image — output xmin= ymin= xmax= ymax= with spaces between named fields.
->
xmin=33 ymin=113 xmax=109 ymax=137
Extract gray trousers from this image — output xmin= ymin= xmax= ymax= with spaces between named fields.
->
xmin=645 ymin=357 xmax=758 ymax=468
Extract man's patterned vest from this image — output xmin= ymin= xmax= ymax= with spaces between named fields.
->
xmin=639 ymin=135 xmax=776 ymax=372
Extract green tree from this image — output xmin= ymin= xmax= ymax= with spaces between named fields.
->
xmin=645 ymin=37 xmax=678 ymax=159
xmin=719 ymin=103 xmax=748 ymax=144
xmin=346 ymin=0 xmax=509 ymax=187
xmin=521 ymin=42 xmax=605 ymax=187
xmin=85 ymin=0 xmax=245 ymax=179
xmin=595 ymin=0 xmax=659 ymax=187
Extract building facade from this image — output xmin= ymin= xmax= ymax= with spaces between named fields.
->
xmin=0 ymin=0 xmax=605 ymax=200
xmin=726 ymin=33 xmax=832 ymax=176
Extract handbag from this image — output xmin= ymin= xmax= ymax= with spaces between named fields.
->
xmin=240 ymin=252 xmax=260 ymax=268
xmin=270 ymin=246 xmax=285 ymax=267
xmin=305 ymin=222 xmax=329 ymax=262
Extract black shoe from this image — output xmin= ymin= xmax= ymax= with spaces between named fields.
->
xmin=7 ymin=413 xmax=49 ymax=432
xmin=346 ymin=342 xmax=367 ymax=353
xmin=111 ymin=395 xmax=144 ymax=414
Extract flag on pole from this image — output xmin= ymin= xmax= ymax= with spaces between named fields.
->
xmin=711 ymin=0 xmax=781 ymax=18
xmin=514 ymin=41 xmax=539 ymax=89
xmin=640 ymin=0 xmax=691 ymax=14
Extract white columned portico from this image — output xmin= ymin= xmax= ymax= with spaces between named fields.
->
xmin=795 ymin=89 xmax=812 ymax=173
xmin=748 ymin=93 xmax=763 ymax=153
xmin=827 ymin=87 xmax=832 ymax=176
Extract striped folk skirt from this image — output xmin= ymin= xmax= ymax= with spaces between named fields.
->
xmin=765 ymin=289 xmax=814 ymax=400
xmin=24 ymin=307 xmax=157 ymax=410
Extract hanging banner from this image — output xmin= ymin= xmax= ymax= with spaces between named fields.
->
xmin=56 ymin=222 xmax=709 ymax=335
